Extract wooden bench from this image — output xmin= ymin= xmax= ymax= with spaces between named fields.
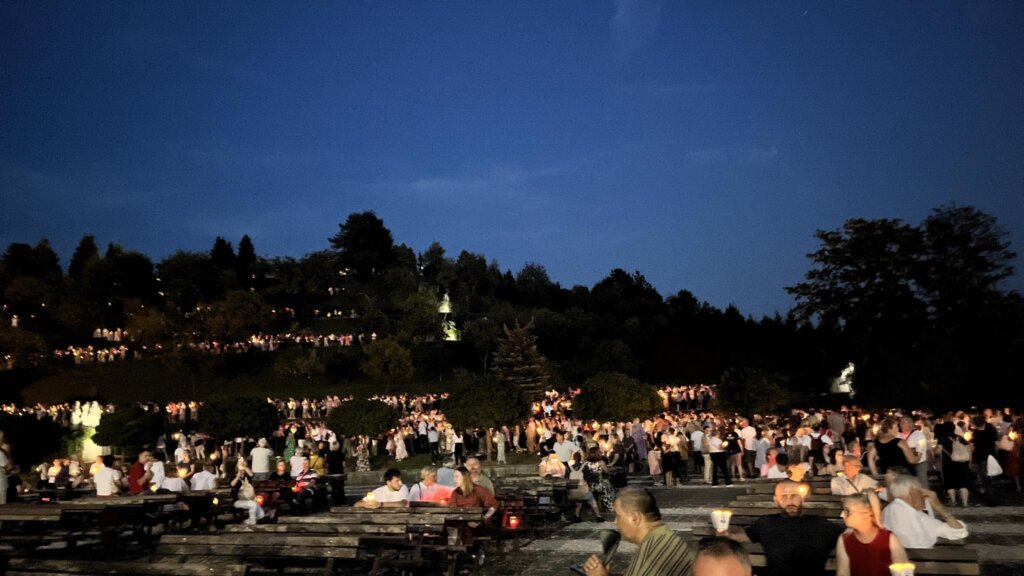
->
xmin=221 ymin=509 xmax=481 ymax=576
xmin=3 ymin=557 xmax=249 ymax=576
xmin=155 ymin=532 xmax=360 ymax=575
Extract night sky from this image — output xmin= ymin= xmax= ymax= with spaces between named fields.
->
xmin=2 ymin=1 xmax=1021 ymax=317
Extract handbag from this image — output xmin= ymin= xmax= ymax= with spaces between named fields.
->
xmin=949 ymin=441 xmax=970 ymax=463
xmin=987 ymin=454 xmax=1003 ymax=477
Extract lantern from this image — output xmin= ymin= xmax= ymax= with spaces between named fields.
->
xmin=255 ymin=495 xmax=266 ymax=506
xmin=212 ymin=497 xmax=220 ymax=506
xmin=502 ymin=504 xmax=524 ymax=529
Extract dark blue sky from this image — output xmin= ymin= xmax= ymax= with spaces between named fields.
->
xmin=2 ymin=1 xmax=1021 ymax=316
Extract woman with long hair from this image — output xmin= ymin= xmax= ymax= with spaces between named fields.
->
xmin=836 ymin=490 xmax=908 ymax=576
xmin=448 ymin=466 xmax=497 ymax=547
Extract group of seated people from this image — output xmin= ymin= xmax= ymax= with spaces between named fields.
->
xmin=581 ymin=464 xmax=970 ymax=576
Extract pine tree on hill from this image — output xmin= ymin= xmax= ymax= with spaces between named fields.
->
xmin=491 ymin=319 xmax=550 ymax=399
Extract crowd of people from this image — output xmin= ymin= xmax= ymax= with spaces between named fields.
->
xmin=2 ymin=381 xmax=1022 ymax=576
xmin=35 ymin=331 xmax=374 ymax=370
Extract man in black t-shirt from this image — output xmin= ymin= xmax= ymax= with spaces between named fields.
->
xmin=721 ymin=480 xmax=843 ymax=576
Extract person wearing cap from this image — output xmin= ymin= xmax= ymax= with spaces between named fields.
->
xmin=831 ymin=453 xmax=879 ymax=496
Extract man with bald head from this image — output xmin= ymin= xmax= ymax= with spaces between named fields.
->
xmin=722 ymin=480 xmax=843 ymax=576
xmin=583 ymin=487 xmax=695 ymax=576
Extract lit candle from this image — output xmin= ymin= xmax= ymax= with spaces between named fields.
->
xmin=365 ymin=492 xmax=376 ymax=501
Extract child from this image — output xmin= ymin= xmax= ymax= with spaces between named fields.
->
xmin=647 ymin=444 xmax=663 ymax=486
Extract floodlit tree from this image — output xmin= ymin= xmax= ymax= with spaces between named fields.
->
xmin=492 ymin=319 xmax=550 ymax=399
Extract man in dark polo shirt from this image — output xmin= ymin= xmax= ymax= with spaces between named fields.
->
xmin=721 ymin=480 xmax=843 ymax=576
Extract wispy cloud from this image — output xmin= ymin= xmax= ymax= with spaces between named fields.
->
xmin=689 ymin=148 xmax=728 ymax=163
xmin=408 ymin=164 xmax=565 ymax=195
xmin=749 ymin=146 xmax=779 ymax=161
xmin=610 ymin=0 xmax=664 ymax=62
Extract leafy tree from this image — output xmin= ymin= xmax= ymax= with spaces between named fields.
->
xmin=329 ymin=211 xmax=396 ymax=280
xmin=589 ymin=339 xmax=635 ymax=375
xmin=203 ymin=290 xmax=271 ymax=340
xmin=236 ymin=234 xmax=257 ymax=288
xmin=361 ymin=338 xmax=414 ymax=391
xmin=786 ymin=218 xmax=927 ymax=404
xmin=125 ymin=304 xmax=172 ymax=348
xmin=716 ymin=367 xmax=794 ymax=417
xmin=492 ymin=319 xmax=550 ymax=399
xmin=210 ymin=236 xmax=237 ymax=270
xmin=398 ymin=290 xmax=442 ymax=342
xmin=573 ymin=372 xmax=662 ymax=423
xmin=158 ymin=251 xmax=223 ymax=310
xmin=515 ymin=262 xmax=557 ymax=308
xmin=275 ymin=348 xmax=326 ymax=380
xmin=93 ymin=404 xmax=165 ymax=454
xmin=442 ymin=370 xmax=531 ymax=431
xmin=68 ymin=234 xmax=100 ymax=278
xmin=325 ymin=398 xmax=398 ymax=438
xmin=198 ymin=397 xmax=280 ymax=441
xmin=0 ymin=240 xmax=62 ymax=283
xmin=0 ymin=324 xmax=48 ymax=368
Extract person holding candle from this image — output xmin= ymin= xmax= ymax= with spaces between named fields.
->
xmin=835 ymin=490 xmax=908 ymax=576
xmin=355 ymin=467 xmax=409 ymax=508
xmin=720 ymin=480 xmax=844 ymax=576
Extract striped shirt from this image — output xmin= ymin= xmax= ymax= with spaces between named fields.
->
xmin=624 ymin=524 xmax=695 ymax=576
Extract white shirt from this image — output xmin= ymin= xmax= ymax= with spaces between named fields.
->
xmin=150 ymin=460 xmax=166 ymax=487
xmin=370 ymin=484 xmax=410 ymax=503
xmin=830 ymin=473 xmax=879 ymax=496
xmin=906 ymin=430 xmax=929 ymax=463
xmin=289 ymin=455 xmax=305 ymax=477
xmin=691 ymin=430 xmax=704 ymax=453
xmin=94 ymin=467 xmax=121 ymax=497
xmin=881 ymin=497 xmax=968 ymax=549
xmin=766 ymin=466 xmax=789 ymax=479
xmin=160 ymin=477 xmax=189 ymax=493
xmin=190 ymin=470 xmax=217 ymax=491
xmin=250 ymin=447 xmax=273 ymax=473
xmin=740 ymin=426 xmax=757 ymax=451
xmin=552 ymin=440 xmax=578 ymax=463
